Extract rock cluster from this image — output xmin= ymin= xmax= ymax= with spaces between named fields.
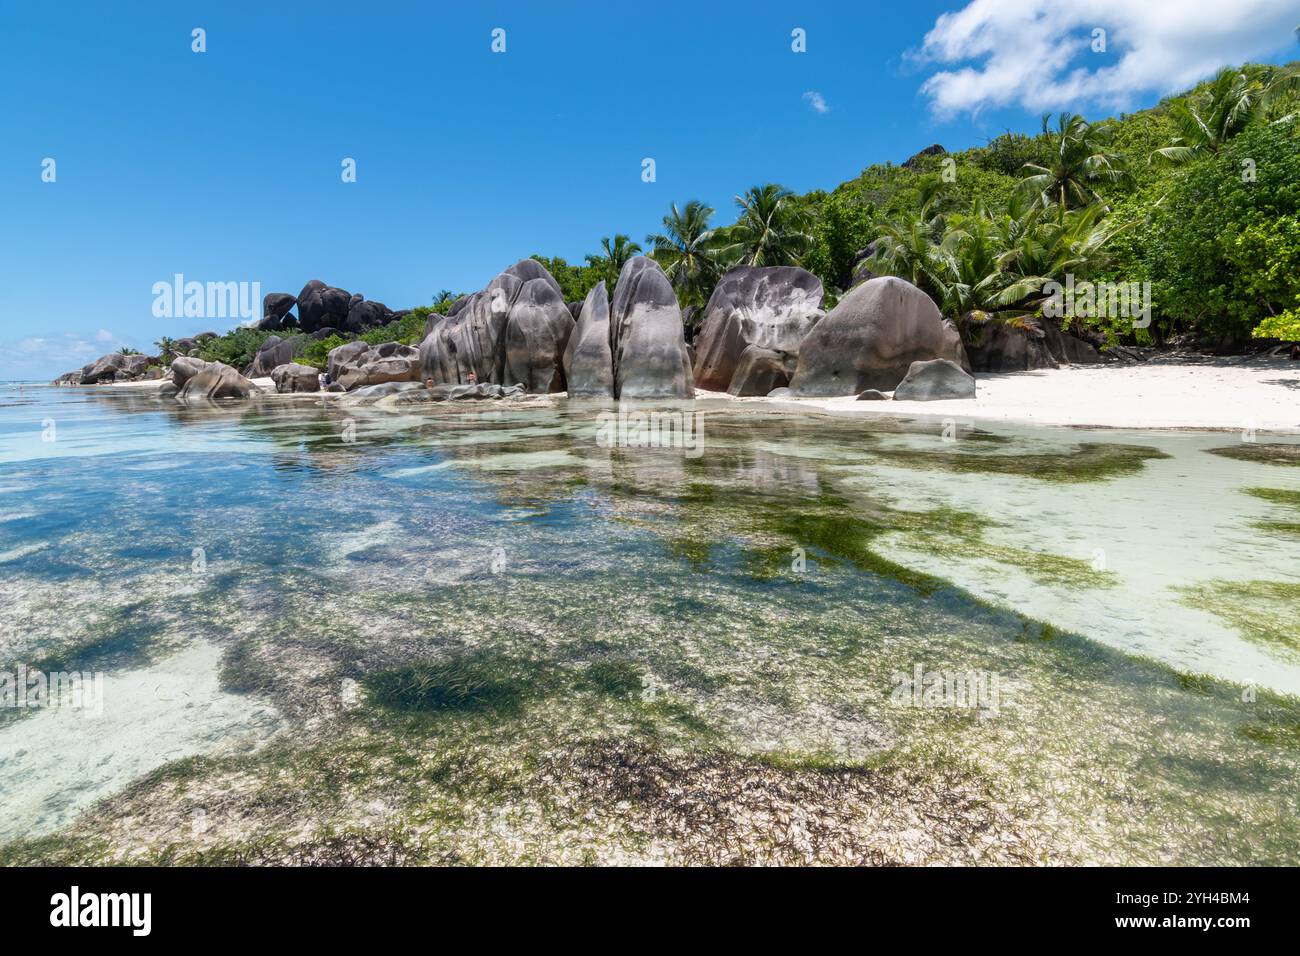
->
xmin=257 ymin=282 xmax=408 ymax=336
xmin=420 ymin=259 xmax=574 ymax=393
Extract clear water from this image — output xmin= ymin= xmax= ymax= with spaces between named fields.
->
xmin=1 ymin=383 xmax=1298 ymax=864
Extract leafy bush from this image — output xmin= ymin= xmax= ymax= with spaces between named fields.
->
xmin=194 ymin=328 xmax=276 ymax=369
xmin=1143 ymin=120 xmax=1300 ymax=340
xmin=298 ymin=334 xmax=347 ymax=370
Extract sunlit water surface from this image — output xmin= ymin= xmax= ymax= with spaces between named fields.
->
xmin=1 ymin=384 xmax=1297 ymax=863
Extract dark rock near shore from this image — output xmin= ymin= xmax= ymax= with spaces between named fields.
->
xmin=608 ymin=256 xmax=694 ymax=399
xmin=271 ymin=363 xmax=321 ymax=393
xmin=169 ymin=356 xmax=207 ymax=389
xmin=247 ymin=335 xmax=305 ymax=377
xmin=503 ymin=277 xmax=574 ymax=392
xmin=727 ymin=346 xmax=796 ymax=397
xmin=420 ymin=259 xmax=571 ymax=393
xmin=856 ymin=389 xmax=890 ymax=401
xmin=790 ymin=276 xmax=968 ymax=396
xmin=328 ymin=340 xmax=420 ymax=390
xmin=176 ymin=361 xmax=257 ymax=401
xmin=562 ymin=281 xmax=615 ymax=398
xmin=693 ymin=266 xmax=824 ymax=392
xmin=965 ymin=318 xmax=1101 ymax=372
xmin=892 ymin=358 xmax=976 ymax=401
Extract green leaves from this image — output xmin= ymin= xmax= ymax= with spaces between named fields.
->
xmin=647 ymin=200 xmax=720 ymax=309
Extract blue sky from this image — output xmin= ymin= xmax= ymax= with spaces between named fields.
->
xmin=2 ymin=0 xmax=1296 ymax=379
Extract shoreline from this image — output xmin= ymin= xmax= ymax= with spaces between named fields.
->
xmin=37 ymin=360 xmax=1300 ymax=434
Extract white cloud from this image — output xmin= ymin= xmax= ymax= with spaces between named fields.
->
xmin=914 ymin=0 xmax=1299 ymax=117
xmin=0 ymin=334 xmax=106 ymax=380
xmin=803 ymin=90 xmax=830 ymax=114
xmin=95 ymin=329 xmax=115 ymax=342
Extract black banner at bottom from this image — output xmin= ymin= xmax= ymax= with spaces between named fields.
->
xmin=0 ymin=865 xmax=1283 ymax=941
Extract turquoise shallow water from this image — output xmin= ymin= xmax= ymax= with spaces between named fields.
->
xmin=1 ymin=383 xmax=1298 ymax=863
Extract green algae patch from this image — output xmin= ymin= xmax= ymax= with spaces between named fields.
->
xmin=28 ymin=599 xmax=178 ymax=673
xmin=1208 ymin=444 xmax=1300 ymax=467
xmin=1178 ymin=580 xmax=1300 ymax=655
xmin=1243 ymin=487 xmax=1300 ymax=538
xmin=363 ymin=651 xmax=541 ymax=715
xmin=1244 ymin=487 xmax=1300 ymax=508
xmin=577 ymin=660 xmax=645 ymax=698
xmin=869 ymin=441 xmax=1170 ymax=482
xmin=1253 ymin=521 xmax=1300 ymax=539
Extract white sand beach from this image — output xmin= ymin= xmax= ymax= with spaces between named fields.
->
xmin=723 ymin=359 xmax=1300 ymax=433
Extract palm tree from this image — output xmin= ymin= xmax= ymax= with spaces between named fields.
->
xmin=722 ymin=184 xmax=813 ymax=267
xmin=1150 ymin=67 xmax=1264 ymax=165
xmin=154 ymin=336 xmax=177 ymax=363
xmin=861 ymin=177 xmax=950 ymax=300
xmin=1017 ymin=113 xmax=1127 ymax=211
xmin=586 ymin=234 xmax=642 ymax=288
xmin=646 ymin=200 xmax=720 ymax=307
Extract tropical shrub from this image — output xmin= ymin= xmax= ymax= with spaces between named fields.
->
xmin=1143 ymin=119 xmax=1300 ymax=340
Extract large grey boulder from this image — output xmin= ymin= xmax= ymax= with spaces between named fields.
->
xmin=248 ymin=335 xmax=306 ymax=377
xmin=727 ymin=346 xmax=795 ymax=397
xmin=79 ymin=353 xmax=125 ymax=384
xmin=296 ymin=280 xmax=352 ymax=333
xmin=176 ymin=362 xmax=257 ymax=401
xmin=561 ymin=281 xmax=615 ymax=398
xmin=327 ymin=340 xmax=371 ymax=381
xmin=419 ymin=259 xmax=570 ymax=392
xmin=327 ymin=341 xmax=420 ymax=390
xmin=503 ymin=277 xmax=574 ymax=392
xmin=964 ymin=319 xmax=1056 ymax=372
xmin=271 ymin=363 xmax=321 ymax=393
xmin=169 ymin=356 xmax=208 ymax=389
xmin=120 ymin=355 xmax=150 ymax=378
xmin=608 ymin=257 xmax=693 ymax=400
xmin=789 ymin=276 xmax=968 ymax=396
xmin=892 ymin=358 xmax=976 ymax=401
xmin=692 ymin=266 xmax=824 ymax=392
xmin=964 ymin=318 xmax=1101 ymax=372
